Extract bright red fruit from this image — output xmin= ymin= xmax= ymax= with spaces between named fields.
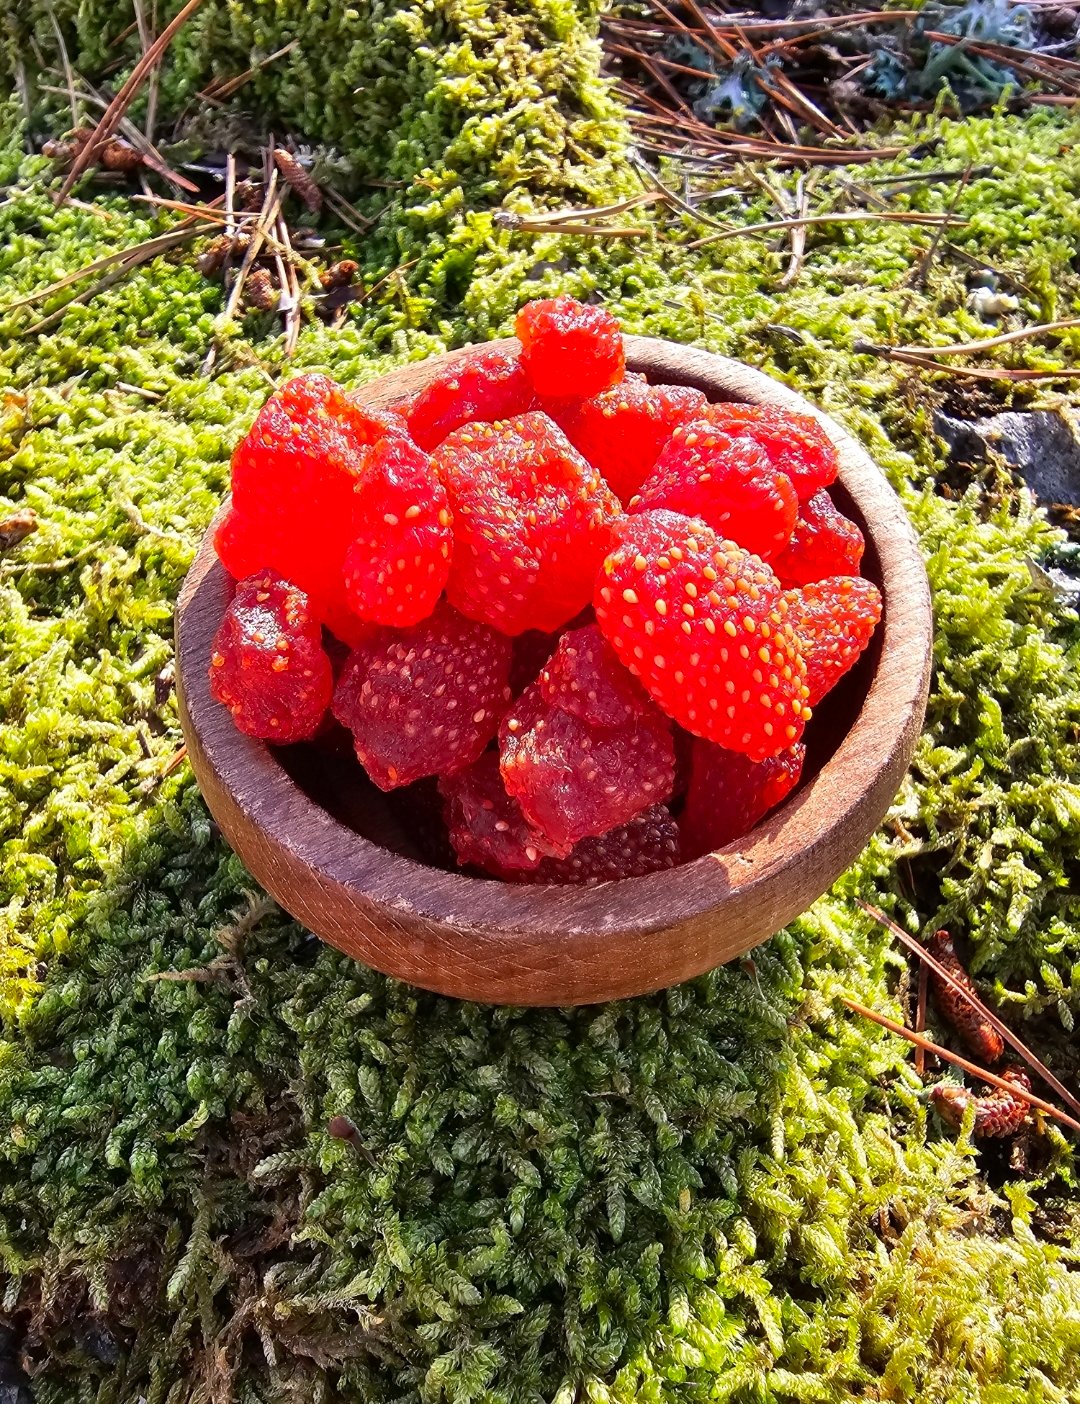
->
xmin=331 ymin=600 xmax=512 ymax=790
xmin=403 ymin=348 xmax=536 ymax=451
xmin=771 ymin=489 xmax=864 ymax=587
xmin=433 ymin=412 xmax=620 ymax=636
xmin=216 ymin=374 xmax=414 ymax=637
xmin=341 ymin=433 xmax=452 ymax=627
xmin=700 ymin=402 xmax=839 ymax=500
xmin=515 ymin=294 xmax=624 ymax=399
xmin=527 ymin=805 xmax=681 ymax=884
xmin=680 ymin=741 xmax=805 ymax=859
xmin=633 ymin=420 xmax=798 ymax=561
xmin=594 ymin=510 xmax=810 ymax=761
xmin=500 ymin=683 xmax=675 ymax=857
xmin=553 ymin=378 xmax=708 ymax=503
xmin=209 ymin=572 xmax=333 ymax=743
xmin=784 ymin=576 xmax=882 ymax=707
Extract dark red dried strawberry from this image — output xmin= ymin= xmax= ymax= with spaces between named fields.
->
xmin=680 ymin=740 xmax=805 ymax=859
xmin=209 ymin=572 xmax=332 ymax=742
xmin=527 ymin=805 xmax=681 ymax=884
xmin=440 ymin=753 xmax=554 ymax=877
xmin=499 ymin=683 xmax=675 ymax=857
xmin=539 ymin=624 xmax=655 ymax=730
xmin=331 ymin=600 xmax=512 ymax=790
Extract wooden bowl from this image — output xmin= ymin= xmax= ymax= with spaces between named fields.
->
xmin=175 ymin=337 xmax=932 ymax=1006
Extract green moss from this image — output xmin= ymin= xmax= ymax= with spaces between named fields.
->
xmin=1 ymin=12 xmax=1080 ymax=1399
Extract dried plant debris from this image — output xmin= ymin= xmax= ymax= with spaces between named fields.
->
xmin=273 ymin=147 xmax=322 ymax=213
xmin=0 ymin=507 xmax=38 ymax=551
xmin=606 ymin=0 xmax=1080 ymax=154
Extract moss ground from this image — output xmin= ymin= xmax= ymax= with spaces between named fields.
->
xmin=2 ymin=2 xmax=1080 ymax=1399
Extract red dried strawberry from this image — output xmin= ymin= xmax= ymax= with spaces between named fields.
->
xmin=341 ymin=434 xmax=452 ymax=627
xmin=680 ymin=740 xmax=805 ymax=858
xmin=515 ymin=295 xmax=624 ymax=399
xmin=216 ymin=374 xmax=408 ymax=633
xmin=331 ymin=600 xmax=511 ymax=789
xmin=594 ymin=510 xmax=810 ymax=761
xmin=552 ymin=379 xmax=708 ymax=503
xmin=527 ymin=805 xmax=681 ymax=885
xmin=440 ymin=753 xmax=553 ymax=877
xmin=433 ymin=412 xmax=619 ymax=636
xmin=539 ymin=624 xmax=655 ymax=730
xmin=784 ymin=576 xmax=882 ymax=706
xmin=403 ymin=348 xmax=536 ymax=451
xmin=209 ymin=572 xmax=332 ymax=742
xmin=632 ymin=420 xmax=798 ymax=561
xmin=700 ymin=402 xmax=839 ymax=500
xmin=500 ymin=684 xmax=675 ymax=857
xmin=771 ymin=489 xmax=864 ymax=587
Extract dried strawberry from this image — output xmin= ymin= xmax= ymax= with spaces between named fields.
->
xmin=633 ymin=420 xmax=798 ymax=562
xmin=500 ymin=683 xmax=675 ymax=857
xmin=216 ymin=374 xmax=407 ymax=632
xmin=552 ymin=378 xmax=708 ymax=503
xmin=433 ymin=412 xmax=619 ymax=635
xmin=771 ymin=489 xmax=864 ymax=587
xmin=209 ymin=572 xmax=332 ymax=743
xmin=595 ymin=510 xmax=809 ymax=761
xmin=331 ymin=600 xmax=511 ymax=790
xmin=539 ymin=624 xmax=655 ymax=730
xmin=700 ymin=402 xmax=839 ymax=500
xmin=680 ymin=740 xmax=805 ymax=858
xmin=404 ymin=348 xmax=536 ymax=451
xmin=784 ymin=576 xmax=882 ymax=707
xmin=527 ymin=806 xmax=681 ymax=884
xmin=440 ymin=753 xmax=553 ymax=877
xmin=341 ymin=433 xmax=452 ymax=627
xmin=515 ymin=294 xmax=624 ymax=399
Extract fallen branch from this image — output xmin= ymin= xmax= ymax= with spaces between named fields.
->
xmin=861 ymin=316 xmax=1080 ymax=358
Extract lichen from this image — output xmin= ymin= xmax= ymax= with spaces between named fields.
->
xmin=0 ymin=6 xmax=1080 ymax=1398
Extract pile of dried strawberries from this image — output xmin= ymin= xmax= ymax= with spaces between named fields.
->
xmin=209 ymin=295 xmax=882 ymax=884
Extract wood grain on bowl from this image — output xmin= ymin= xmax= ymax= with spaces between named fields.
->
xmin=175 ymin=337 xmax=932 ymax=1005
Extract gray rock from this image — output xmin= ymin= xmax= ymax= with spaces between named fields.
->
xmin=935 ymin=408 xmax=1080 ymax=506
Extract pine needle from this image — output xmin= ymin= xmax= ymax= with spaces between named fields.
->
xmin=688 ymin=208 xmax=963 ymax=249
xmin=842 ymin=996 xmax=1080 ymax=1134
xmin=857 ymin=898 xmax=1080 ymax=1121
xmin=56 ymin=0 xmax=208 ymax=205
xmin=865 ymin=317 xmax=1080 ymax=358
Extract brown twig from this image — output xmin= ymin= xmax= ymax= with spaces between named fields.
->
xmin=915 ymin=957 xmax=929 ymax=1078
xmin=276 ymin=212 xmax=302 ymax=356
xmin=842 ymin=997 xmax=1080 ymax=1135
xmin=56 ymin=0 xmax=207 ymax=204
xmin=46 ymin=4 xmax=82 ymax=129
xmin=131 ymin=0 xmax=159 ymax=145
xmin=857 ymin=899 xmax=1080 ymax=1121
xmin=323 ymin=186 xmax=375 ymax=236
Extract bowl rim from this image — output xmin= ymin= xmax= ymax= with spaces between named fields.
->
xmin=176 ymin=336 xmax=932 ymax=999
